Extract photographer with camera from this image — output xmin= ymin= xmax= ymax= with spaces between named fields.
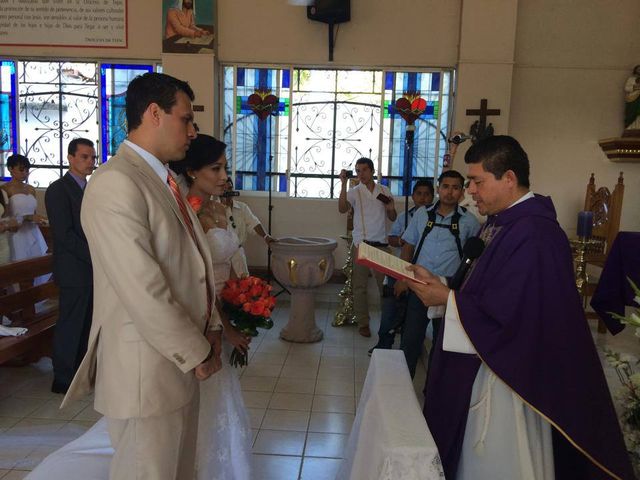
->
xmin=220 ymin=178 xmax=275 ymax=276
xmin=338 ymin=158 xmax=396 ymax=337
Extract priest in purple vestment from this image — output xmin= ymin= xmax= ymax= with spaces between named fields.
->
xmin=407 ymin=136 xmax=634 ymax=480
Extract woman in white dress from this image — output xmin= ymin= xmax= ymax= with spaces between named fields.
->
xmin=0 ymin=189 xmax=19 ymax=266
xmin=2 ymin=154 xmax=49 ymax=265
xmin=172 ymin=134 xmax=253 ymax=480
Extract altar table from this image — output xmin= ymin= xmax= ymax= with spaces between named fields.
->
xmin=336 ymin=349 xmax=444 ymax=480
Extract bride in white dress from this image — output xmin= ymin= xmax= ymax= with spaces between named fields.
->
xmin=173 ymin=134 xmax=253 ymax=480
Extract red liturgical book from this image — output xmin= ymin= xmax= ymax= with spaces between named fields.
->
xmin=355 ymin=243 xmax=427 ymax=284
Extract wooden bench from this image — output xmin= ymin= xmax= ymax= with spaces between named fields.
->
xmin=0 ymin=255 xmax=58 ymax=365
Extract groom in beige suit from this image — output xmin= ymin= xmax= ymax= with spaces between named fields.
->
xmin=62 ymin=72 xmax=222 ymax=480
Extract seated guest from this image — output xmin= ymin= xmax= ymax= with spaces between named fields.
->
xmin=338 ymin=158 xmax=397 ymax=337
xmin=407 ymin=135 xmax=634 ymax=479
xmin=219 ymin=178 xmax=275 ymax=276
xmin=396 ymin=170 xmax=479 ymax=378
xmin=45 ymin=138 xmax=97 ymax=394
xmin=369 ymin=178 xmax=434 ymax=354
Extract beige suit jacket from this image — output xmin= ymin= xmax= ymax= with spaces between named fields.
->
xmin=61 ymin=143 xmax=221 ymax=419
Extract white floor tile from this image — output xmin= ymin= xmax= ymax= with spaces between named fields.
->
xmin=311 ymin=395 xmax=355 ymax=414
xmin=261 ymin=409 xmax=310 ymax=432
xmin=304 ymin=432 xmax=348 ymax=458
xmin=274 ymin=377 xmax=316 ymax=395
xmin=253 ymin=429 xmax=306 ymax=456
xmin=300 ymin=457 xmax=343 ymax=480
xmin=268 ymin=392 xmax=313 ymax=412
xmin=251 ymin=454 xmax=301 ymax=480
xmin=308 ymin=412 xmax=354 ymax=434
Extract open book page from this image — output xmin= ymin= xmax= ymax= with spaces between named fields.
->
xmin=175 ymin=34 xmax=214 ymax=46
xmin=356 ymin=242 xmax=426 ymax=284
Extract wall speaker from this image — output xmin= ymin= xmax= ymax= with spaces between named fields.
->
xmin=307 ymin=0 xmax=350 ymax=24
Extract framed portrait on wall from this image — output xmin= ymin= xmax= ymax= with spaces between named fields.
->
xmin=162 ymin=0 xmax=215 ymax=54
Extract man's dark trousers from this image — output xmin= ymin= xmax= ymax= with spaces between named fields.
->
xmin=45 ymin=172 xmax=93 ymax=390
xmin=400 ymin=291 xmax=441 ymax=378
xmin=375 ymin=277 xmax=409 ymax=349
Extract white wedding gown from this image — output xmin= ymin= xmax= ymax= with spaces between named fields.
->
xmin=195 ymin=226 xmax=253 ymax=480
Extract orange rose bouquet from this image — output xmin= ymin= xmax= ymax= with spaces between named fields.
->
xmin=220 ymin=276 xmax=276 ymax=367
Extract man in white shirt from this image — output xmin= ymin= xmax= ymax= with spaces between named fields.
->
xmin=338 ymin=158 xmax=397 ymax=337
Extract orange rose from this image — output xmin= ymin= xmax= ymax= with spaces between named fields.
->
xmin=250 ymin=301 xmax=266 ymax=316
xmin=186 ymin=195 xmax=203 ymax=213
xmin=249 ymin=285 xmax=262 ymax=298
xmin=242 ymin=302 xmax=252 ymax=313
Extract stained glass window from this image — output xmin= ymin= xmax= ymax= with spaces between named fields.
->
xmin=222 ymin=65 xmax=453 ymax=199
xmin=223 ymin=66 xmax=290 ymax=192
xmin=290 ymin=69 xmax=382 ymax=198
xmin=381 ymin=71 xmax=452 ymax=196
xmin=0 ymin=60 xmax=17 ymax=179
xmin=100 ymin=64 xmax=153 ymax=163
xmin=17 ymin=61 xmax=100 ymax=187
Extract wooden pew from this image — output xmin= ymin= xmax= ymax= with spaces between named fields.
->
xmin=0 ymin=255 xmax=58 ymax=365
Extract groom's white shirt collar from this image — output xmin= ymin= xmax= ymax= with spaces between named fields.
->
xmin=124 ymin=139 xmax=170 ymax=187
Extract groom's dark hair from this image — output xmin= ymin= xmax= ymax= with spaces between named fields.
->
xmin=125 ymin=72 xmax=195 ymax=133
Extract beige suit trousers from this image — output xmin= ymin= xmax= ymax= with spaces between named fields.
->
xmin=351 ymin=244 xmax=387 ymax=328
xmin=106 ymin=391 xmax=200 ymax=480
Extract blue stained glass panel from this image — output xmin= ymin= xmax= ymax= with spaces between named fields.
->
xmin=382 ymin=71 xmax=451 ymax=196
xmin=237 ymin=68 xmax=245 ymax=87
xmin=0 ymin=60 xmax=17 ymax=177
xmin=100 ymin=64 xmax=153 ymax=163
xmin=223 ymin=66 xmax=290 ymax=192
xmin=385 ymin=72 xmax=394 ymax=91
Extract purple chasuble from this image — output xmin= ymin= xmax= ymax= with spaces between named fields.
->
xmin=424 ymin=195 xmax=634 ymax=480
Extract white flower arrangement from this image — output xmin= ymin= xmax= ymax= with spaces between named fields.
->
xmin=605 ymin=277 xmax=640 ymax=474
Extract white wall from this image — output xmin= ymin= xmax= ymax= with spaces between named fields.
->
xmin=509 ymin=0 xmax=640 ymax=235
xmin=16 ymin=0 xmax=640 ymax=269
xmin=217 ymin=0 xmax=461 ymax=67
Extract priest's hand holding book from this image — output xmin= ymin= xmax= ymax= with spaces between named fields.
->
xmin=405 ymin=265 xmax=450 ymax=307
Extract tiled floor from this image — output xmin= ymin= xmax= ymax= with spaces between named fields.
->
xmin=0 ymin=283 xmax=636 ymax=479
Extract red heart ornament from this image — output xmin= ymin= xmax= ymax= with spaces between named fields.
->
xmin=411 ymin=98 xmax=427 ymax=112
xmin=248 ymin=93 xmax=279 ymax=121
xmin=395 ymin=95 xmax=427 ymax=125
xmin=395 ymin=97 xmax=411 ymax=111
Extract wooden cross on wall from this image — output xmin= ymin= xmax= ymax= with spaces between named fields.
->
xmin=466 ymin=98 xmax=500 ymax=137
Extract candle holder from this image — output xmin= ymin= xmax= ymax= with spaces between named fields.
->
xmin=569 ymin=237 xmax=601 ymax=296
xmin=332 ymin=234 xmax=358 ymax=327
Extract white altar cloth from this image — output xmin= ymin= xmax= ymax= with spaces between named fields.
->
xmin=25 ymin=418 xmax=111 ymax=480
xmin=336 ymin=349 xmax=445 ymax=480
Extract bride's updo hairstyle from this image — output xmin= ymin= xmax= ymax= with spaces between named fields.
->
xmin=170 ymin=134 xmax=227 ymax=186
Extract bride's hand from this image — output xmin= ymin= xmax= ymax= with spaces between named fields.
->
xmin=224 ymin=326 xmax=251 ymax=354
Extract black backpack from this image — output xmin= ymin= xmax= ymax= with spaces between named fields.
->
xmin=411 ymin=201 xmax=465 ymax=264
